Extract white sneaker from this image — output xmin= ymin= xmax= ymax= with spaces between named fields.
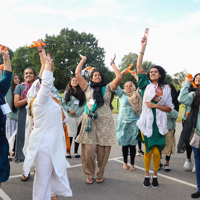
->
xmin=192 ymin=165 xmax=196 ymax=173
xmin=74 ymin=153 xmax=81 ymax=158
xmin=183 ymin=160 xmax=192 ymax=171
xmin=66 ymin=152 xmax=72 ymax=158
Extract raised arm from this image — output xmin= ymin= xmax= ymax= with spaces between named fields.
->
xmin=0 ymin=49 xmax=11 ymax=72
xmin=0 ymin=48 xmax=12 ymax=95
xmin=34 ymin=50 xmax=53 ymax=105
xmin=110 ymin=54 xmax=122 ymax=91
xmin=120 ymin=68 xmax=129 ymax=75
xmin=137 ymin=36 xmax=147 ymax=72
xmin=75 ymin=54 xmax=87 ymax=90
xmin=178 ymin=77 xmax=194 ymax=106
xmin=36 ymin=39 xmax=46 ymax=78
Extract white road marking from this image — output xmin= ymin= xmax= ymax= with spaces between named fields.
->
xmin=113 ymin=158 xmax=197 ymax=188
xmin=0 ymin=188 xmax=12 ymax=200
xmin=8 ymin=156 xmax=197 ymax=191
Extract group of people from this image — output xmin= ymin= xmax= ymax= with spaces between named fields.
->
xmin=0 ymin=34 xmax=200 ymax=199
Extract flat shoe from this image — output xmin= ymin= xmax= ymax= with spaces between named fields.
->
xmin=21 ymin=173 xmax=30 ymax=181
xmin=96 ymin=177 xmax=104 ymax=183
xmin=86 ymin=178 xmax=94 ymax=184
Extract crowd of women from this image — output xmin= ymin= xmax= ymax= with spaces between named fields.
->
xmin=0 ymin=34 xmax=200 ymax=199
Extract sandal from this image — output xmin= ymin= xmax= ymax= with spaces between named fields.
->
xmin=21 ymin=173 xmax=30 ymax=181
xmin=96 ymin=177 xmax=104 ymax=184
xmin=86 ymin=178 xmax=94 ymax=184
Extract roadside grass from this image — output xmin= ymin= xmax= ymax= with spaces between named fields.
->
xmin=177 ymin=104 xmax=184 ymax=122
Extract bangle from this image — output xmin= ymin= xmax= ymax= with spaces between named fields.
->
xmin=110 ymin=62 xmax=115 ymax=66
xmin=38 ymin=50 xmax=42 ymax=53
xmin=140 ymin=52 xmax=144 ymax=55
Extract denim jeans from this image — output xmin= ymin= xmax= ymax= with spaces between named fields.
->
xmin=192 ymin=146 xmax=200 ymax=192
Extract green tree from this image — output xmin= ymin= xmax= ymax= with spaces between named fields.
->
xmin=142 ymin=61 xmax=154 ymax=71
xmin=119 ymin=53 xmax=138 ymax=87
xmin=44 ymin=28 xmax=109 ymax=89
xmin=173 ymin=69 xmax=188 ymax=83
xmin=11 ymin=46 xmax=34 ymax=81
xmin=11 ymin=28 xmax=113 ymax=89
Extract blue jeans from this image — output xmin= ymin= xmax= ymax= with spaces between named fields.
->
xmin=192 ymin=146 xmax=200 ymax=192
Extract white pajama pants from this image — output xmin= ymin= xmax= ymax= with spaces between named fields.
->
xmin=33 ymin=135 xmax=72 ymax=200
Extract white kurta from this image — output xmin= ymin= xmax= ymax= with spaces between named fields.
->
xmin=23 ymin=71 xmax=69 ymax=177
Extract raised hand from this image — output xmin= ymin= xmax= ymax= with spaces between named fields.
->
xmin=110 ymin=54 xmax=116 ymax=65
xmin=80 ymin=54 xmax=87 ymax=61
xmin=130 ymin=71 xmax=138 ymax=82
xmin=121 ymin=68 xmax=129 ymax=75
xmin=141 ymin=36 xmax=147 ymax=48
xmin=0 ymin=48 xmax=9 ymax=58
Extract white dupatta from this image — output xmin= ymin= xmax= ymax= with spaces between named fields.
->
xmin=136 ymin=83 xmax=174 ymax=138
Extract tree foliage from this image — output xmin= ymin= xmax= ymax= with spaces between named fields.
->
xmin=11 ymin=28 xmax=113 ymax=89
xmin=118 ymin=53 xmax=138 ymax=87
xmin=173 ymin=69 xmax=188 ymax=83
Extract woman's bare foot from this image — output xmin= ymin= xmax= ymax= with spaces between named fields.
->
xmin=123 ymin=163 xmax=128 ymax=170
xmin=130 ymin=165 xmax=135 ymax=171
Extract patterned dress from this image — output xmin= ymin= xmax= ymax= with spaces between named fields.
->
xmin=75 ymin=84 xmax=116 ymax=146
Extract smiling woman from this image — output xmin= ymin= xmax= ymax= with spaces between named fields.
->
xmin=136 ymin=35 xmax=174 ymax=188
xmin=75 ymin=53 xmax=122 ymax=184
xmin=14 ymin=67 xmax=36 ymax=164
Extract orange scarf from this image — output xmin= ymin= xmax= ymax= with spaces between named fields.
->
xmin=30 ymin=97 xmax=70 ymax=151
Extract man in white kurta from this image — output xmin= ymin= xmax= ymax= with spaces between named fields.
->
xmin=23 ymin=70 xmax=72 ymax=200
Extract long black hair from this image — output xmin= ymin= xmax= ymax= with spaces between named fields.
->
xmin=11 ymin=74 xmax=19 ymax=113
xmin=65 ymin=77 xmax=85 ymax=107
xmin=90 ymin=69 xmax=114 ymax=110
xmin=189 ymin=73 xmax=200 ymax=92
xmin=147 ymin=65 xmax=166 ymax=87
xmin=167 ymin=83 xmax=180 ymax=112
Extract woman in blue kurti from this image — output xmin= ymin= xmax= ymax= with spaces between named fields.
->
xmin=115 ymin=69 xmax=141 ymax=171
xmin=178 ymin=76 xmax=200 ymax=198
xmin=0 ymin=47 xmax=12 ymax=187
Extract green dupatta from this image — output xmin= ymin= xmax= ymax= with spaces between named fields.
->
xmin=85 ymin=86 xmax=106 ymax=132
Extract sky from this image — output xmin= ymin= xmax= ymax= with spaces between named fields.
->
xmin=1 ymin=0 xmax=200 ymax=77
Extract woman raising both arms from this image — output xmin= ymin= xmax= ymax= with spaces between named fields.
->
xmin=75 ymin=54 xmax=122 ymax=184
xmin=136 ymin=35 xmax=174 ymax=188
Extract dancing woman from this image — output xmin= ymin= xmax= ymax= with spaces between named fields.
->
xmin=178 ymin=75 xmax=200 ymax=198
xmin=136 ymin=36 xmax=174 ymax=188
xmin=181 ymin=73 xmax=200 ymax=172
xmin=75 ymin=54 xmax=122 ymax=184
xmin=62 ymin=77 xmax=85 ymax=158
xmin=23 ymin=50 xmax=72 ymax=200
xmin=115 ymin=69 xmax=142 ymax=171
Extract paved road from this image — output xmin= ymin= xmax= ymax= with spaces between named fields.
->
xmin=0 ymin=114 xmax=198 ymax=200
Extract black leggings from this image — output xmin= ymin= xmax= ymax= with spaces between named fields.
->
xmin=166 ymin=155 xmax=171 ymax=162
xmin=182 ymin=119 xmax=193 ymax=160
xmin=122 ymin=145 xmax=136 ymax=165
xmin=138 ymin=141 xmax=142 ymax=150
xmin=69 ymin=122 xmax=82 ymax=153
